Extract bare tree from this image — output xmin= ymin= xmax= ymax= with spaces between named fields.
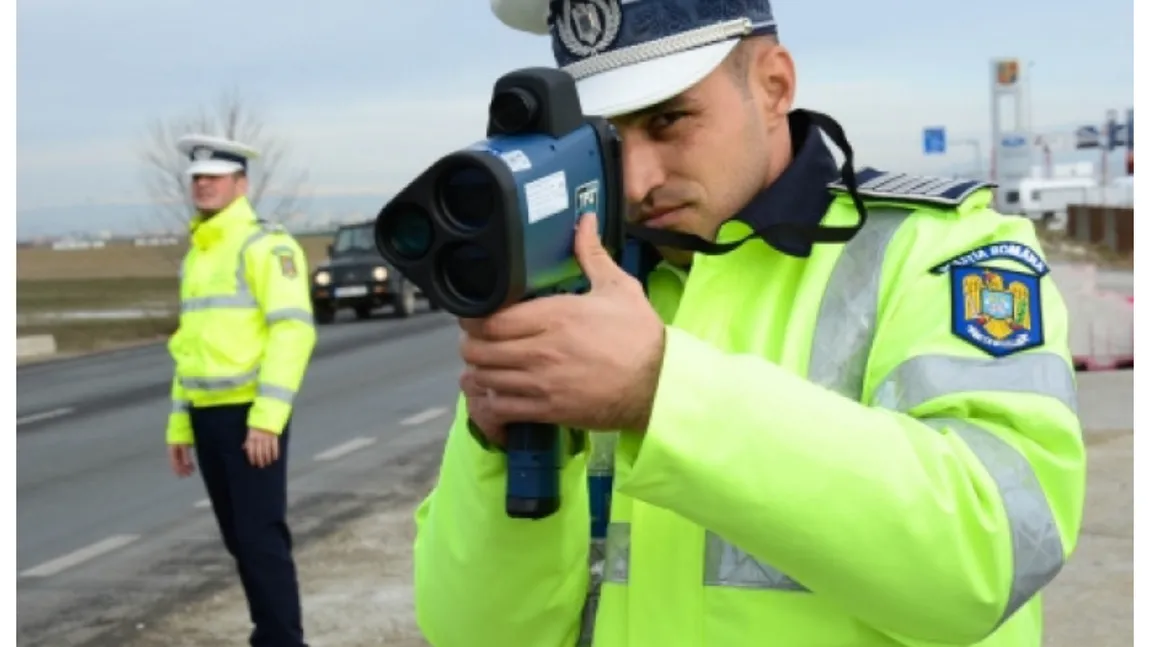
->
xmin=139 ymin=87 xmax=310 ymax=231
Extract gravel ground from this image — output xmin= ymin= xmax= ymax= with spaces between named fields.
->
xmin=115 ymin=442 xmax=439 ymax=647
xmin=1042 ymin=425 xmax=1133 ymax=647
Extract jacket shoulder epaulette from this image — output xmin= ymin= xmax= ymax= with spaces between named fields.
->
xmin=256 ymin=219 xmax=288 ymax=235
xmin=828 ymin=167 xmax=996 ymax=208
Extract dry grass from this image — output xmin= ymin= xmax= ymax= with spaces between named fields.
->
xmin=16 ymin=277 xmax=180 ymax=353
xmin=16 ymin=234 xmax=334 ymax=281
xmin=16 ymin=234 xmax=334 ymax=353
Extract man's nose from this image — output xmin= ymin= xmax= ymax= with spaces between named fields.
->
xmin=618 ymin=133 xmax=666 ymax=206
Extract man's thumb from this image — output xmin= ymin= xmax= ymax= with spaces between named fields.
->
xmin=573 ymin=212 xmax=618 ymax=285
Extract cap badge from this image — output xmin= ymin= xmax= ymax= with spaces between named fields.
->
xmin=191 ymin=146 xmax=214 ymax=161
xmin=555 ymin=0 xmax=623 ymax=58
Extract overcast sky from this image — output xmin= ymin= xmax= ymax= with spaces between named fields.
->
xmin=17 ymin=0 xmax=1134 ymax=216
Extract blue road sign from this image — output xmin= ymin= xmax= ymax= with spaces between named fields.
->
xmin=923 ymin=127 xmax=947 ymax=155
xmin=1126 ymin=108 xmax=1134 ymax=152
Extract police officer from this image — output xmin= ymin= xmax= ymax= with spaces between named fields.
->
xmin=166 ymin=134 xmax=316 ymax=647
xmin=413 ymin=1 xmax=1088 ymax=646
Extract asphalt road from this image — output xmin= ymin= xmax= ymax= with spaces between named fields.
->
xmin=16 ymin=306 xmax=467 ymax=646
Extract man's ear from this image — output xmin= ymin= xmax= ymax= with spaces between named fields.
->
xmin=751 ymin=41 xmax=796 ymax=125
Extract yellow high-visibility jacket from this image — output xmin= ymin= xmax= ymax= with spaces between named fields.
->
xmin=166 ymin=195 xmax=317 ymax=443
xmin=412 ymin=173 xmax=1086 ymax=646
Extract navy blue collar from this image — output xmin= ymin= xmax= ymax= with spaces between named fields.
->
xmin=730 ymin=110 xmax=839 ymax=258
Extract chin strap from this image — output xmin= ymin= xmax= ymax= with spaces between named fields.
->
xmin=624 ymin=109 xmax=869 ymax=256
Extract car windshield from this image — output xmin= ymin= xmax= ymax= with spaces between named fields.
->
xmin=332 ymin=225 xmax=376 ymax=254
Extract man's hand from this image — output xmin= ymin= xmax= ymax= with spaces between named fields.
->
xmin=244 ymin=427 xmax=281 ymax=468
xmin=169 ymin=444 xmax=196 ymax=478
xmin=460 ymin=212 xmax=666 ymax=446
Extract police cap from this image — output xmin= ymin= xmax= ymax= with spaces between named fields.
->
xmin=176 ymin=134 xmax=260 ymax=177
xmin=490 ymin=0 xmax=778 ymax=118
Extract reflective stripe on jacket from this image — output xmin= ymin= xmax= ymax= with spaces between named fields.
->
xmin=411 ymin=187 xmax=1086 ymax=647
xmin=166 ymin=196 xmax=317 ymax=443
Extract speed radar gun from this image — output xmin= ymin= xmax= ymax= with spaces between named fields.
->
xmin=373 ymin=67 xmax=632 ymax=522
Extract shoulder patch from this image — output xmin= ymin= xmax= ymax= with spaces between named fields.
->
xmin=272 ymin=244 xmax=299 ymax=279
xmin=947 ymin=262 xmax=1044 ymax=357
xmin=829 ymin=167 xmax=996 ymax=207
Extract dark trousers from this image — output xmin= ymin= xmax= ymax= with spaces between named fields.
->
xmin=190 ymin=403 xmax=307 ymax=647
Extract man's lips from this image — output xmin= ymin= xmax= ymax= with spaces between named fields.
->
xmin=636 ymin=207 xmax=686 ymax=229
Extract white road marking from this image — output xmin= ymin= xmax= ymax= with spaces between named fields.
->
xmin=400 ymin=406 xmax=447 ymax=426
xmin=193 ymin=498 xmax=212 ymax=509
xmin=20 ymin=534 xmax=140 ymax=578
xmin=17 ymin=407 xmax=74 ymax=426
xmin=313 ymin=436 xmax=377 ymax=461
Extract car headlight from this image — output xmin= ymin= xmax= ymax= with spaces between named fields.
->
xmin=372 ymin=266 xmax=388 ymax=281
xmin=314 ymin=270 xmax=331 ymax=286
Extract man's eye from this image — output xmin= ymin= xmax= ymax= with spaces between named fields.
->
xmin=649 ymin=111 xmax=690 ymax=131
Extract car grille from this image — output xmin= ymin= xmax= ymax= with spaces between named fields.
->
xmin=333 ymin=267 xmax=365 ymax=283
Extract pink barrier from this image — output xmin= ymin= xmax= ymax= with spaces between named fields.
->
xmin=1051 ymin=263 xmax=1135 ymax=371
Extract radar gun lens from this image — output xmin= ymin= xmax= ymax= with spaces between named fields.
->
xmin=438 ymin=242 xmax=498 ymax=304
xmin=440 ymin=166 xmax=496 ymax=231
xmin=381 ymin=206 xmax=434 ymax=260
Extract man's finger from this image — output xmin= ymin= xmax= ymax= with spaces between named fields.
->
xmin=459 ymin=318 xmax=486 ymax=337
xmin=461 ymin=335 xmax=549 ymax=370
xmin=573 ymin=212 xmax=620 ymax=287
xmin=486 ymin=393 xmax=552 ymax=426
xmin=260 ymin=439 xmax=272 ymax=467
xmin=473 ymin=367 xmax=547 ymax=399
xmin=477 ymin=305 xmax=550 ymax=341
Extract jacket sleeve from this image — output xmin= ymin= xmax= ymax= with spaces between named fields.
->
xmin=612 ymin=210 xmax=1087 ymax=644
xmin=413 ymin=396 xmax=591 ymax=647
xmin=245 ymin=231 xmax=318 ymax=433
xmin=165 ymin=376 xmax=193 ymax=444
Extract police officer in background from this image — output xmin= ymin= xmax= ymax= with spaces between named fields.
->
xmin=166 ymin=134 xmax=316 ymax=647
xmin=412 ymin=1 xmax=1087 ymax=646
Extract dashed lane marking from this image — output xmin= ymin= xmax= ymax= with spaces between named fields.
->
xmin=17 ymin=407 xmax=75 ymax=426
xmin=20 ymin=534 xmax=140 ymax=578
xmin=400 ymin=406 xmax=447 ymax=426
xmin=193 ymin=498 xmax=212 ymax=509
xmin=313 ymin=436 xmax=377 ymax=462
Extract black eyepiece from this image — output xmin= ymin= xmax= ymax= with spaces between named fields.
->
xmin=489 ymin=88 xmax=538 ymax=134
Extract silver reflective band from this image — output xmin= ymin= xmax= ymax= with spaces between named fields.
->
xmin=172 ymin=399 xmax=189 ymax=414
xmin=872 ymin=352 xmax=1078 ymax=416
xmin=179 ymin=368 xmax=260 ymax=391
xmin=266 ymin=307 xmax=314 ymax=326
xmin=257 ymin=383 xmax=296 ymax=405
xmin=807 ymin=209 xmax=910 ymax=400
xmin=182 ymin=294 xmax=258 ymax=312
xmin=923 ymin=417 xmax=1065 ymax=628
